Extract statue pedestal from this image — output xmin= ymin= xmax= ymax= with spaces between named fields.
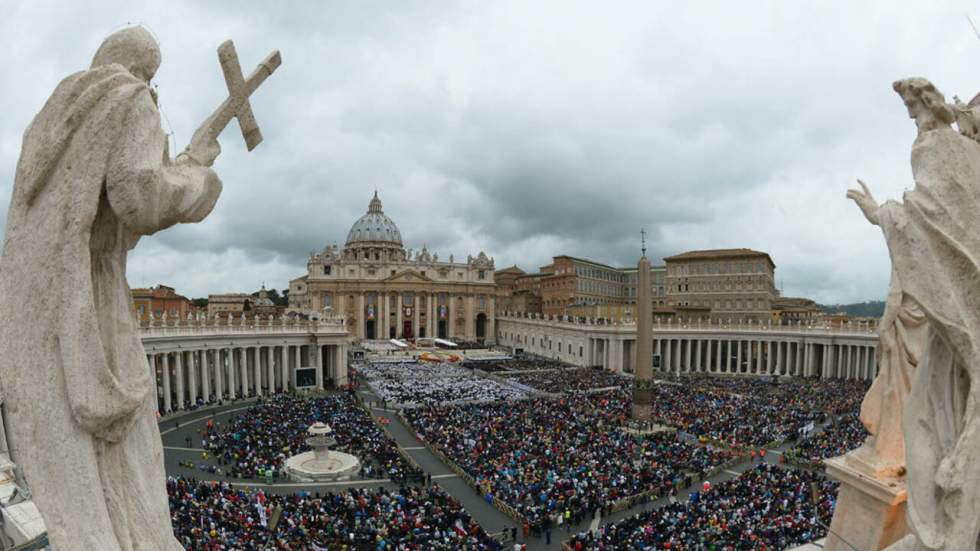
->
xmin=824 ymin=455 xmax=909 ymax=551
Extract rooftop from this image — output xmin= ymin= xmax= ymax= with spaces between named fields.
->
xmin=664 ymin=248 xmax=775 ymax=267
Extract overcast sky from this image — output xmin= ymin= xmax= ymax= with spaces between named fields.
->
xmin=2 ymin=1 xmax=979 ymax=303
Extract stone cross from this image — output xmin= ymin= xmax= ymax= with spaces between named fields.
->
xmin=187 ymin=40 xmax=282 ymax=155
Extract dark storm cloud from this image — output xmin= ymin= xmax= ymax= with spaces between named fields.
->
xmin=2 ymin=1 xmax=979 ymax=300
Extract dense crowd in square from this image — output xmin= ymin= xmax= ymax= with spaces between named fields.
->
xmin=641 ymin=376 xmax=869 ymax=447
xmin=202 ymin=393 xmax=418 ymax=481
xmin=785 ymin=413 xmax=870 ymax=468
xmin=462 ymin=356 xmax=571 ymax=373
xmin=168 ymin=476 xmax=503 ymax=550
xmin=501 ymin=368 xmax=629 ymax=393
xmin=568 ymin=464 xmax=838 ymax=550
xmin=359 ymin=361 xmax=529 ymax=407
xmin=402 ymin=391 xmax=736 ymax=531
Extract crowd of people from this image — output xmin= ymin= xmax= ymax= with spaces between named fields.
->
xmin=168 ymin=476 xmax=503 ymax=550
xmin=785 ymin=413 xmax=870 ymax=468
xmin=639 ymin=376 xmax=869 ymax=447
xmin=462 ymin=356 xmax=570 ymax=373
xmin=502 ymin=368 xmax=628 ymax=394
xmin=359 ymin=361 xmax=529 ymax=407
xmin=568 ymin=464 xmax=838 ymax=550
xmin=402 ymin=392 xmax=735 ymax=531
xmin=201 ymin=393 xmax=418 ymax=481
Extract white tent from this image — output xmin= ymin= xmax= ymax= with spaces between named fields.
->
xmin=433 ymin=338 xmax=458 ymax=348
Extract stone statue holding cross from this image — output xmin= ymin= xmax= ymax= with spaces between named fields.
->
xmin=0 ymin=26 xmax=280 ymax=549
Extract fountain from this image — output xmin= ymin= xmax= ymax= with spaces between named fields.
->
xmin=284 ymin=422 xmax=361 ymax=482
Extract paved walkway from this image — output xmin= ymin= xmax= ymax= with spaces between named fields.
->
xmin=159 ymin=390 xmax=834 ymax=550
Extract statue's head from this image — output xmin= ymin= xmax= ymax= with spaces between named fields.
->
xmin=91 ymin=26 xmax=161 ymax=83
xmin=893 ymin=77 xmax=954 ymax=133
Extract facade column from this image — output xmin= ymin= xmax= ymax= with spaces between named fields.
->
xmin=684 ymin=339 xmax=691 ymax=372
xmin=316 ymin=343 xmax=324 ymax=389
xmin=847 ymin=346 xmax=854 ymax=380
xmin=395 ymin=294 xmax=403 ymax=338
xmin=162 ymin=353 xmax=172 ymax=413
xmin=379 ymin=292 xmax=387 ymax=339
xmin=200 ymin=350 xmax=211 ymax=403
xmin=694 ymin=339 xmax=702 ymax=372
xmin=725 ymin=340 xmax=732 ymax=372
xmin=664 ymin=339 xmax=672 ymax=373
xmin=174 ymin=351 xmax=185 ymax=410
xmin=427 ymin=294 xmax=436 ymax=338
xmin=705 ymin=339 xmax=712 ymax=372
xmin=412 ymin=294 xmax=420 ymax=338
xmin=357 ymin=294 xmax=366 ymax=339
xmin=736 ymin=340 xmax=742 ymax=374
xmin=713 ymin=339 xmax=721 ymax=372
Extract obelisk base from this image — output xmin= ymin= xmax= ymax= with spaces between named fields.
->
xmin=823 ymin=455 xmax=909 ymax=551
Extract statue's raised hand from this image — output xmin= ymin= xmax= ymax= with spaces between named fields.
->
xmin=847 ymin=179 xmax=880 ymax=226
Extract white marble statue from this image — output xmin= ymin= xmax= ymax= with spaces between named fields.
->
xmin=0 ymin=27 xmax=279 ymax=550
xmin=848 ymin=77 xmax=980 ymax=550
xmin=849 ymin=267 xmax=926 ymax=477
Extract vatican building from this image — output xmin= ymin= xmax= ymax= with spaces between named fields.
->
xmin=288 ymin=192 xmax=497 ymax=341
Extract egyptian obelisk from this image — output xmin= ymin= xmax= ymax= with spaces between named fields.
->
xmin=632 ymin=231 xmax=653 ymax=419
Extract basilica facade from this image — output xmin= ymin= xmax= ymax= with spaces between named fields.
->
xmin=288 ymin=192 xmax=497 ymax=342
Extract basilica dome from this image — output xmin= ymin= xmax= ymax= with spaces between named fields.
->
xmin=345 ymin=191 xmax=403 ymax=248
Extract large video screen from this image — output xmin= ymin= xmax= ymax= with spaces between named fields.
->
xmin=295 ymin=367 xmax=317 ymax=388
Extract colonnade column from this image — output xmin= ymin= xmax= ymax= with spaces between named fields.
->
xmin=279 ymin=346 xmax=288 ymax=392
xmin=694 ymin=340 xmax=702 ymax=372
xmin=216 ymin=349 xmax=225 ymax=399
xmin=161 ymin=353 xmax=172 ymax=413
xmin=293 ymin=345 xmax=301 ymax=387
xmin=265 ymin=346 xmax=274 ymax=393
xmin=199 ymin=350 xmax=210 ymax=403
xmin=188 ymin=351 xmax=198 ymax=405
xmin=174 ymin=352 xmax=185 ymax=410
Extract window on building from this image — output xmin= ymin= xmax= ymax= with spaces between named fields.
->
xmin=323 ymin=264 xmax=332 ymax=275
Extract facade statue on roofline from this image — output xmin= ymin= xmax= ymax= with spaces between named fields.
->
xmin=0 ymin=27 xmax=280 ymax=549
xmin=846 ymin=77 xmax=980 ymax=550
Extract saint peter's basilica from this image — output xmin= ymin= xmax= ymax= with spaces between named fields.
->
xmin=288 ymin=192 xmax=497 ymax=341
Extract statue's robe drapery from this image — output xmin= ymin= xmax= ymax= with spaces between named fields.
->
xmin=877 ymin=126 xmax=980 ymax=550
xmin=0 ymin=64 xmax=220 ymax=550
xmin=857 ymin=268 xmax=926 ymax=473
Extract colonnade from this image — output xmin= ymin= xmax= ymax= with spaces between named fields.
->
xmin=653 ymin=338 xmax=876 ymax=380
xmin=147 ymin=342 xmax=349 ymax=414
xmin=498 ymin=316 xmax=879 ymax=382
